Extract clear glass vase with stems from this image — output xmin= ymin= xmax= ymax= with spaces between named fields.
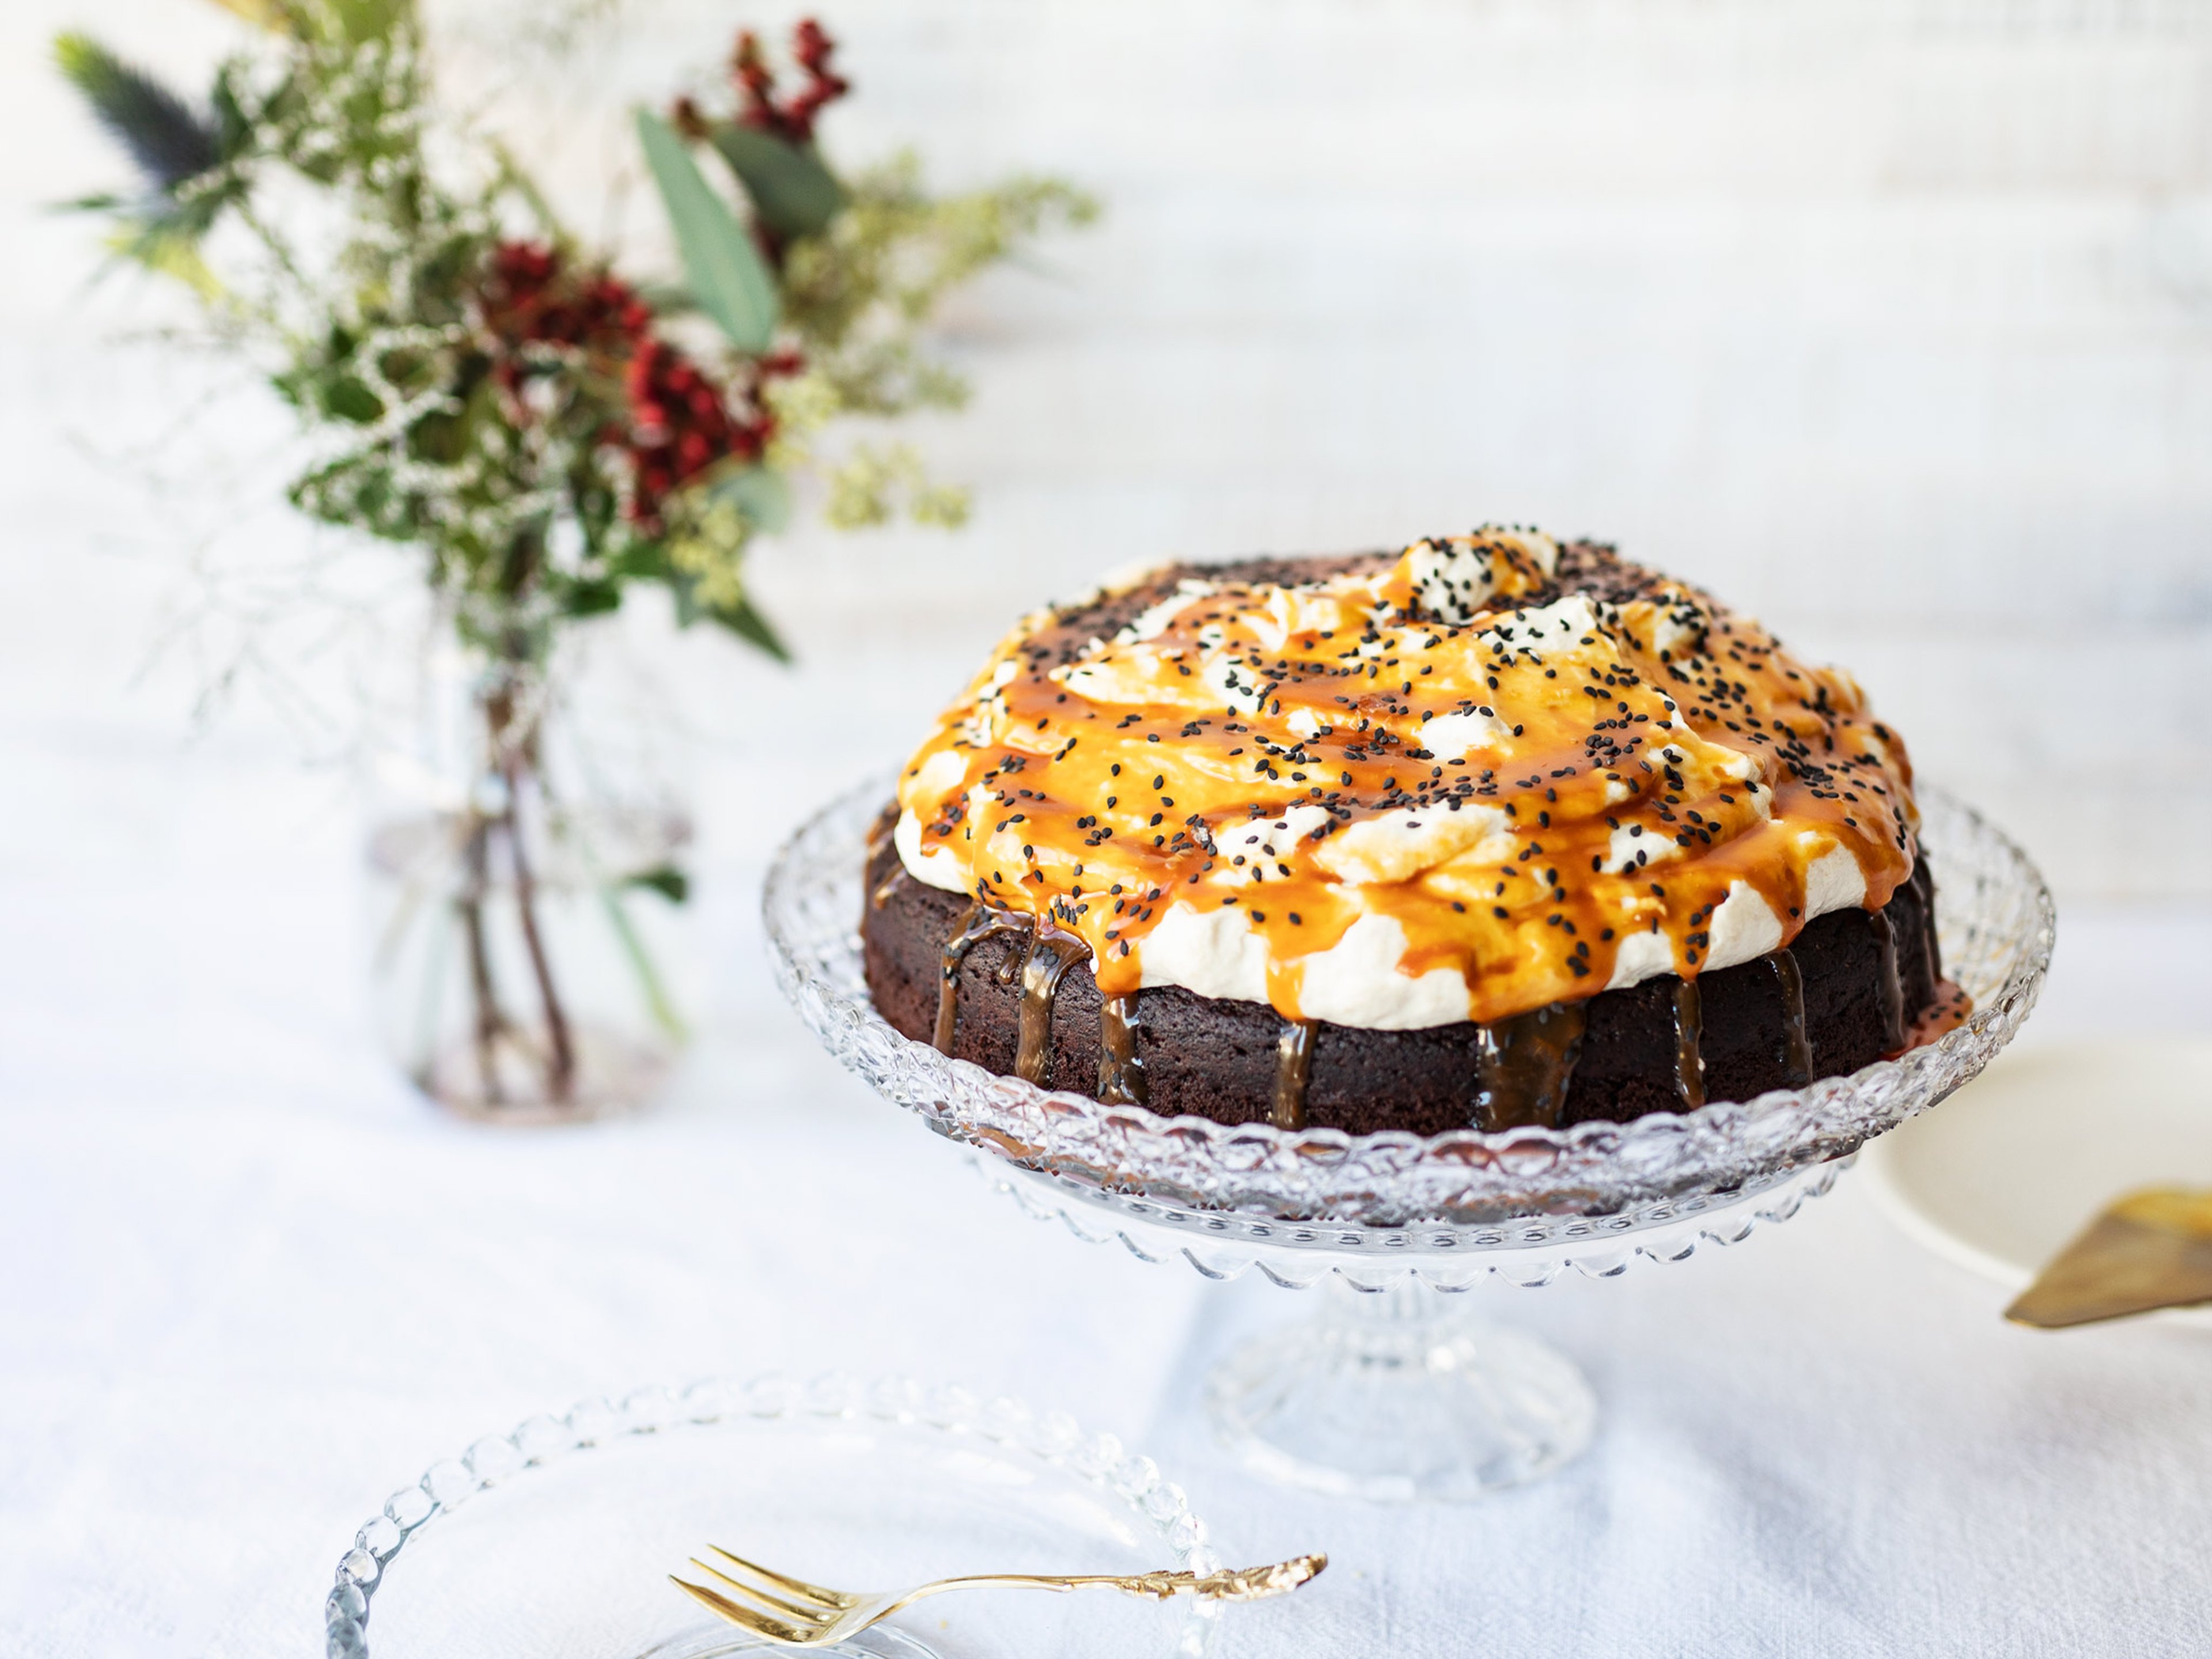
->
xmin=366 ymin=622 xmax=695 ymax=1123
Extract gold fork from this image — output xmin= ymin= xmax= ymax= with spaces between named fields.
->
xmin=671 ymin=1544 xmax=1327 ymax=1646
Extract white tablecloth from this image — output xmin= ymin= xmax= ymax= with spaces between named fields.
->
xmin=3 ymin=741 xmax=2209 ymax=1657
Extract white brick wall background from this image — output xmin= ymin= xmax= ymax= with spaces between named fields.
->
xmin=4 ymin=0 xmax=2209 ymax=905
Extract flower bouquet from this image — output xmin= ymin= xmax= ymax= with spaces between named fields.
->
xmin=57 ymin=0 xmax=1093 ymax=1118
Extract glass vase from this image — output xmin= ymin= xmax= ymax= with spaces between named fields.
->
xmin=365 ymin=647 xmax=694 ymax=1123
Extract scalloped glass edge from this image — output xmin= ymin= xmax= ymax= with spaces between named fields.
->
xmin=982 ymin=1153 xmax=1851 ymax=1287
xmin=325 ymin=1373 xmax=1226 ymax=1659
xmin=765 ymin=775 xmax=2054 ymax=1232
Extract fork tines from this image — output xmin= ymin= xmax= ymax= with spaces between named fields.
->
xmin=671 ymin=1545 xmax=854 ymax=1646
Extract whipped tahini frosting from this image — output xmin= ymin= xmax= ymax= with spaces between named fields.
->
xmin=891 ymin=529 xmax=1919 ymax=1031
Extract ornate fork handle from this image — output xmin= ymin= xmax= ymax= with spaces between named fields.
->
xmin=911 ymin=1552 xmax=1326 ymax=1606
xmin=1190 ymin=1554 xmax=1329 ymax=1601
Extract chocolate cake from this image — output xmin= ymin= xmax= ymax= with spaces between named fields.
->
xmin=862 ymin=532 xmax=1963 ymax=1135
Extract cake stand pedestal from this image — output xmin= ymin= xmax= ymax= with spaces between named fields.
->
xmin=1207 ymin=1280 xmax=1597 ymax=1499
xmin=987 ymin=1153 xmax=1843 ymax=1499
xmin=766 ymin=778 xmax=2052 ymax=1502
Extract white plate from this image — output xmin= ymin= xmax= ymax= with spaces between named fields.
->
xmin=1862 ymin=1037 xmax=2212 ymax=1319
xmin=326 ymin=1376 xmax=1224 ymax=1659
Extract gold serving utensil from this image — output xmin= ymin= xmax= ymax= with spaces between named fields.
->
xmin=671 ymin=1544 xmax=1327 ymax=1647
xmin=2005 ymin=1186 xmax=2212 ymax=1329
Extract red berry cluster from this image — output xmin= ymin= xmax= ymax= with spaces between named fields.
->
xmin=623 ymin=339 xmax=775 ymax=531
xmin=479 ymin=242 xmax=650 ymax=358
xmin=732 ymin=18 xmax=850 ymax=144
xmin=476 ymin=240 xmax=796 ymax=534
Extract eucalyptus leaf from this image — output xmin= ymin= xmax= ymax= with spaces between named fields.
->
xmin=634 ymin=109 xmax=778 ymax=352
xmin=713 ymin=591 xmax=792 ymax=662
xmin=668 ymin=569 xmax=788 ymax=660
xmin=632 ymin=281 xmax=697 ymax=316
xmin=710 ymin=464 xmax=791 ymax=534
xmin=561 ymin=576 xmax=622 ymax=618
xmin=707 ymin=123 xmax=847 ymax=244
xmin=626 ymin=863 xmax=690 ymax=904
xmin=315 ymin=372 xmax=380 ymax=423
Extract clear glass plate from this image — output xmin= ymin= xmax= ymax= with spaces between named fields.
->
xmin=325 ymin=1376 xmax=1223 ymax=1659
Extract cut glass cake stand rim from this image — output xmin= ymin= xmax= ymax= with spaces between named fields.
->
xmin=764 ymin=774 xmax=2053 ymax=1237
xmin=979 ymin=1153 xmax=1857 ymax=1286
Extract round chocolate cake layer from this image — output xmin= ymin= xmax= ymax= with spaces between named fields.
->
xmin=862 ymin=818 xmax=1945 ymax=1137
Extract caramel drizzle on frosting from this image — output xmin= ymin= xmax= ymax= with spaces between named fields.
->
xmin=935 ymin=904 xmax=1031 ymax=1054
xmin=1868 ymin=910 xmax=1907 ymax=1055
xmin=1272 ymin=1019 xmax=1315 ymax=1130
xmin=899 ymin=529 xmax=1919 ymax=1033
xmin=1474 ymin=1001 xmax=1588 ymax=1130
xmin=1910 ymin=857 xmax=1944 ymax=988
xmin=1767 ymin=948 xmax=1815 ymax=1085
xmin=1016 ymin=925 xmax=1090 ymax=1085
xmin=1671 ymin=978 xmax=1707 ymax=1111
xmin=1097 ymin=994 xmax=1147 ymax=1106
xmin=870 ymin=864 xmax=911 ymax=911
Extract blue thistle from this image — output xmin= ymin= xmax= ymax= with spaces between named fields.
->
xmin=55 ymin=33 xmax=221 ymax=194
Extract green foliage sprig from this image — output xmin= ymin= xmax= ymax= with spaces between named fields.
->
xmin=55 ymin=3 xmax=1096 ymax=666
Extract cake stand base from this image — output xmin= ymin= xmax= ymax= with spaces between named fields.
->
xmin=1205 ymin=1278 xmax=1596 ymax=1501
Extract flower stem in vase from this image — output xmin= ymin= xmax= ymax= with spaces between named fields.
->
xmin=458 ymin=810 xmax=511 ymax=1105
xmin=501 ymin=753 xmax=577 ymax=1106
xmin=475 ymin=659 xmax=579 ymax=1110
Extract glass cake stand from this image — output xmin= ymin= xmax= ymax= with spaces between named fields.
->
xmin=764 ymin=779 xmax=2054 ymax=1501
